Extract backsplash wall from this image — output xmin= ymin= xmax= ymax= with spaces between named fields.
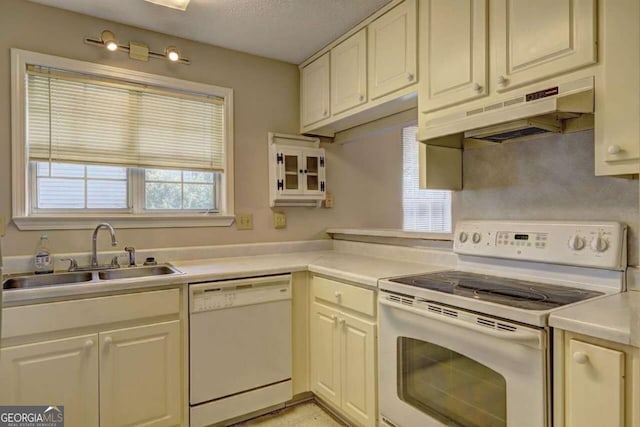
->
xmin=455 ymin=129 xmax=639 ymax=265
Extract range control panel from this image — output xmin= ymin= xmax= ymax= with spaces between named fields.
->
xmin=454 ymin=220 xmax=626 ymax=270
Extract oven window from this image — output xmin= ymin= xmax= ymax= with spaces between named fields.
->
xmin=398 ymin=337 xmax=506 ymax=427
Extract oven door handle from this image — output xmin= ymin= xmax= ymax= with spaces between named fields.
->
xmin=380 ymin=298 xmax=544 ymax=349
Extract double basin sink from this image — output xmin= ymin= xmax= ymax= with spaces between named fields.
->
xmin=3 ymin=265 xmax=182 ymax=290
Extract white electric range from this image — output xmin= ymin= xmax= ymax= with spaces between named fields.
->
xmin=378 ymin=220 xmax=627 ymax=427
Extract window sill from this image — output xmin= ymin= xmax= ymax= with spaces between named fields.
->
xmin=326 ymin=228 xmax=453 ymax=241
xmin=13 ymin=214 xmax=235 ymax=230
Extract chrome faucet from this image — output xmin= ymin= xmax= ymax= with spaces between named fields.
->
xmin=91 ymin=223 xmax=118 ymax=267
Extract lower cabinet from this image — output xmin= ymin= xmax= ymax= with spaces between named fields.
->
xmin=554 ymin=330 xmax=639 ymax=427
xmin=0 ymin=288 xmax=184 ymax=427
xmin=0 ymin=334 xmax=99 ymax=427
xmin=310 ymin=276 xmax=377 ymax=426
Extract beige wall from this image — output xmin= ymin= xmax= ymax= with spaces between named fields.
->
xmin=0 ymin=0 xmax=379 ymax=256
xmin=456 ymin=129 xmax=639 ymax=264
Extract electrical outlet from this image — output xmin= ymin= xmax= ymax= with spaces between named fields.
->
xmin=274 ymin=211 xmax=286 ymax=229
xmin=0 ymin=215 xmax=5 ymax=237
xmin=236 ymin=213 xmax=253 ymax=230
xmin=323 ymin=192 xmax=334 ymax=208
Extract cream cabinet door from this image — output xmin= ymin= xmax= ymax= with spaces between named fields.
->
xmin=566 ymin=339 xmax=624 ymax=427
xmin=340 ymin=312 xmax=376 ymax=427
xmin=331 ymin=28 xmax=367 ymax=115
xmin=310 ymin=302 xmax=341 ymax=408
xmin=301 ymin=53 xmax=330 ymax=127
xmin=420 ymin=0 xmax=487 ymax=112
xmin=491 ymin=0 xmax=596 ymax=91
xmin=301 ymin=149 xmax=325 ymax=196
xmin=0 ymin=334 xmax=99 ymax=427
xmin=368 ymin=0 xmax=417 ymax=100
xmin=100 ymin=320 xmax=181 ymax=427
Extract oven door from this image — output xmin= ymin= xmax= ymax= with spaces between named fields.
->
xmin=379 ymin=293 xmax=548 ymax=427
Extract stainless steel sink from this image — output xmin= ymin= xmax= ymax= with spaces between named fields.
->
xmin=97 ymin=265 xmax=180 ymax=280
xmin=2 ymin=264 xmax=182 ymax=290
xmin=3 ymin=271 xmax=94 ymax=290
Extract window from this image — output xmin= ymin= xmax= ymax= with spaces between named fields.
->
xmin=402 ymin=125 xmax=452 ymax=233
xmin=12 ymin=49 xmax=234 ymax=229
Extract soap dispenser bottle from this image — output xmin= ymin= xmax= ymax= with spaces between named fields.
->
xmin=34 ymin=233 xmax=54 ymax=274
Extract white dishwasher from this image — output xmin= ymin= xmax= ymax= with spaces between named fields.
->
xmin=189 ymin=274 xmax=292 ymax=427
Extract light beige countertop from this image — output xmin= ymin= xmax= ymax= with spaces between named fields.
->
xmin=549 ymin=291 xmax=640 ymax=346
xmin=172 ymin=251 xmax=331 ymax=282
xmin=308 ymin=252 xmax=446 ymax=288
xmin=3 ymin=249 xmax=450 ymax=305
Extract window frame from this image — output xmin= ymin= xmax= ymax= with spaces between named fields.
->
xmin=11 ymin=48 xmax=235 ymax=230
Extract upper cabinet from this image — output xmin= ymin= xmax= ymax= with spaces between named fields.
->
xmin=301 ymin=53 xmax=330 ymax=127
xmin=268 ymin=133 xmax=326 ymax=207
xmin=491 ymin=0 xmax=597 ymax=91
xmin=368 ymin=0 xmax=417 ymax=100
xmin=299 ymin=0 xmax=419 ymax=137
xmin=420 ymin=0 xmax=488 ymax=113
xmin=331 ymin=29 xmax=367 ymax=115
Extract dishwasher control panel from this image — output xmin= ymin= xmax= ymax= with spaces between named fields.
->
xmin=189 ymin=274 xmax=292 ymax=313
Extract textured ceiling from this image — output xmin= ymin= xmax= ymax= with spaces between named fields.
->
xmin=28 ymin=0 xmax=391 ymax=63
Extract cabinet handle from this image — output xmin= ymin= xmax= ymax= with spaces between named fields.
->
xmin=407 ymin=73 xmax=414 ymax=82
xmin=330 ymin=314 xmax=337 ymax=325
xmin=572 ymin=351 xmax=589 ymax=365
xmin=497 ymin=75 xmax=508 ymax=87
xmin=473 ymin=83 xmax=482 ymax=92
xmin=608 ymin=144 xmax=622 ymax=155
xmin=334 ymin=291 xmax=342 ymax=301
xmin=323 ymin=110 xmax=328 ymax=117
xmin=84 ymin=339 xmax=95 ymax=350
xmin=359 ymin=95 xmax=365 ymax=102
xmin=299 ymin=169 xmax=303 ymax=173
xmin=339 ymin=318 xmax=346 ymax=327
xmin=103 ymin=336 xmax=113 ymax=347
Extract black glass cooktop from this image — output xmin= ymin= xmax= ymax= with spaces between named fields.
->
xmin=390 ymin=270 xmax=604 ymax=310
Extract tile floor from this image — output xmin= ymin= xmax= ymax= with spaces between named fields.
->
xmin=231 ymin=402 xmax=347 ymax=426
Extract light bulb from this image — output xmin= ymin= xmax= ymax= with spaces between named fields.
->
xmin=165 ymin=46 xmax=180 ymax=62
xmin=101 ymin=30 xmax=118 ymax=52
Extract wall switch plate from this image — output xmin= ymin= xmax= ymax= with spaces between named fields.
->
xmin=323 ymin=192 xmax=334 ymax=208
xmin=274 ymin=211 xmax=286 ymax=229
xmin=0 ymin=215 xmax=5 ymax=236
xmin=236 ymin=213 xmax=253 ymax=230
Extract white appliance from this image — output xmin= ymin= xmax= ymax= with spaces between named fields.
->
xmin=378 ymin=220 xmax=627 ymax=427
xmin=420 ymin=76 xmax=594 ymax=144
xmin=189 ymin=274 xmax=292 ymax=427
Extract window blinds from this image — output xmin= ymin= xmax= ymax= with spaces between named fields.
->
xmin=27 ymin=65 xmax=225 ymax=172
xmin=402 ymin=125 xmax=452 ymax=233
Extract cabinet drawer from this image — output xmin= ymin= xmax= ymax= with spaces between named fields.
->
xmin=2 ymin=288 xmax=180 ymax=340
xmin=312 ymin=276 xmax=375 ymax=317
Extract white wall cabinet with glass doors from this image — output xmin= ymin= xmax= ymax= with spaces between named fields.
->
xmin=268 ymin=133 xmax=326 ymax=207
xmin=0 ymin=288 xmax=185 ymax=427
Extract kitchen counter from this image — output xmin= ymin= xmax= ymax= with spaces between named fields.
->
xmin=2 ymin=249 xmax=450 ymax=305
xmin=308 ymin=252 xmax=445 ymax=288
xmin=549 ymin=291 xmax=640 ymax=346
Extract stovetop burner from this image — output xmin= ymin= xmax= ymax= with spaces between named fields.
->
xmin=390 ymin=270 xmax=604 ymax=310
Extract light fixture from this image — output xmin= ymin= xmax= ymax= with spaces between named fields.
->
xmin=165 ymin=46 xmax=180 ymax=62
xmin=84 ymin=31 xmax=190 ymax=65
xmin=101 ymin=30 xmax=118 ymax=51
xmin=144 ymin=0 xmax=191 ymax=11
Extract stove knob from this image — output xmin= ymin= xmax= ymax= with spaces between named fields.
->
xmin=567 ymin=235 xmax=586 ymax=251
xmin=458 ymin=232 xmax=469 ymax=243
xmin=590 ymin=235 xmax=609 ymax=253
xmin=472 ymin=232 xmax=482 ymax=244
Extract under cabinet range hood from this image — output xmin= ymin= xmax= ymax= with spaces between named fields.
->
xmin=420 ymin=77 xmax=594 ymax=145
